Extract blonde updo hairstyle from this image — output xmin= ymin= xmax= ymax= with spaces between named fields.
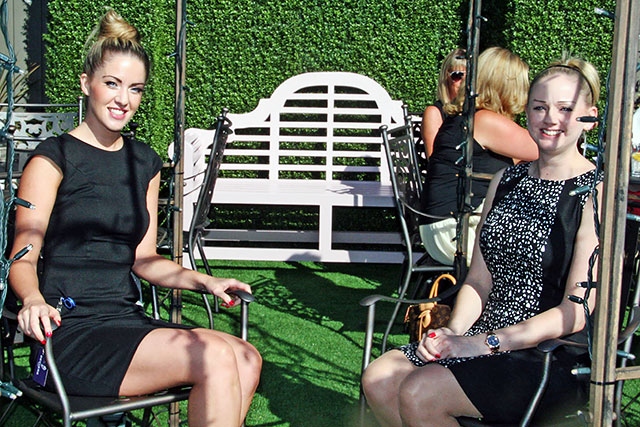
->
xmin=529 ymin=54 xmax=600 ymax=108
xmin=444 ymin=46 xmax=529 ymax=119
xmin=436 ymin=48 xmax=467 ymax=104
xmin=83 ymin=9 xmax=150 ymax=81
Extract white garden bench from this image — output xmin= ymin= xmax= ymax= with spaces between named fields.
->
xmin=181 ymin=72 xmax=408 ymax=263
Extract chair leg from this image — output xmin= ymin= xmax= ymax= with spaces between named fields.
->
xmin=381 ymin=258 xmax=412 ymax=353
xmin=520 ymin=351 xmax=552 ymax=427
xmin=196 ymin=238 xmax=219 ymax=314
xmin=360 ymin=303 xmax=377 ymax=427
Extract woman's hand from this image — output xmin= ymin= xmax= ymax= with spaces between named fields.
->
xmin=416 ymin=328 xmax=489 ymax=362
xmin=203 ymin=277 xmax=252 ymax=308
xmin=17 ymin=298 xmax=61 ymax=344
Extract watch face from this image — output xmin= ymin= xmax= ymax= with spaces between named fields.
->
xmin=487 ymin=334 xmax=500 ymax=347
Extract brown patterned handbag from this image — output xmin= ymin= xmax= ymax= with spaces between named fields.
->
xmin=403 ymin=273 xmax=456 ymax=342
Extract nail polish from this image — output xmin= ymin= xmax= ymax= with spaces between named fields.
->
xmin=41 ymin=340 xmax=46 ymax=345
xmin=45 ymin=331 xmax=52 ymax=338
xmin=428 ymin=332 xmax=436 ymax=339
xmin=435 ymin=353 xmax=441 ymax=359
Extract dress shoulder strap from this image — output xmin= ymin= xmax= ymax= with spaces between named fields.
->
xmin=491 ymin=163 xmax=529 ymax=208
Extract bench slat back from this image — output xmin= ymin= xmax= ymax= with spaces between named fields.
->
xmin=224 ymin=72 xmax=404 ymax=183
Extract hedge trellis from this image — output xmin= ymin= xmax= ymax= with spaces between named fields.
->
xmin=40 ymin=0 xmax=615 ymax=154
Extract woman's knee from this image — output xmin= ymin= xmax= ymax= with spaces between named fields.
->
xmin=242 ymin=340 xmax=262 ymax=368
xmin=398 ymin=374 xmax=429 ymax=418
xmin=196 ymin=331 xmax=262 ymax=384
xmin=397 ymin=366 xmax=462 ymax=421
xmin=362 ymin=354 xmax=404 ymax=404
xmin=240 ymin=341 xmax=262 ymax=386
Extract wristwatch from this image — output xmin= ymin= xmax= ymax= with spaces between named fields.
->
xmin=485 ymin=331 xmax=500 ymax=354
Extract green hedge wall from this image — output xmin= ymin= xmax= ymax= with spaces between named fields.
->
xmin=42 ymin=0 xmax=616 ymax=156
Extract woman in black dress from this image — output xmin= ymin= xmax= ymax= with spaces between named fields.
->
xmin=9 ymin=9 xmax=261 ymax=426
xmin=421 ymin=48 xmax=466 ymax=158
xmin=362 ymin=55 xmax=601 ymax=426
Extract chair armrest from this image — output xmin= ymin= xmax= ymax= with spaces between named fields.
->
xmin=536 ymin=338 xmax=586 ymax=353
xmin=193 ymin=288 xmax=255 ymax=304
xmin=230 ymin=289 xmax=255 ymax=304
xmin=359 ymin=284 xmax=460 ymax=308
xmin=403 ymin=202 xmax=482 ymax=221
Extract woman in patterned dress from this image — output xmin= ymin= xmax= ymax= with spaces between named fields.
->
xmin=362 ymin=54 xmax=601 ymax=426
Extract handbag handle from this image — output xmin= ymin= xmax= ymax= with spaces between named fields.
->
xmin=428 ymin=273 xmax=457 ymax=299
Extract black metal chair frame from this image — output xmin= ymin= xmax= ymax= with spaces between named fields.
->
xmin=1 ymin=100 xmax=83 ymax=178
xmin=182 ymin=109 xmax=254 ymax=340
xmin=377 ymin=110 xmax=455 ymax=354
xmin=360 ymin=245 xmax=640 ymax=427
xmin=0 ymin=303 xmax=192 ymax=427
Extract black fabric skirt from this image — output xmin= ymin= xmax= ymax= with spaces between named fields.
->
xmin=33 ymin=312 xmax=193 ymax=397
xmin=397 ymin=343 xmax=590 ymax=424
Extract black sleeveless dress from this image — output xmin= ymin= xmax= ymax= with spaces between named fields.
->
xmin=401 ymin=162 xmax=601 ymax=423
xmin=29 ymin=134 xmax=190 ymax=397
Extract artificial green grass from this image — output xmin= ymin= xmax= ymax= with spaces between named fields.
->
xmin=203 ymin=261 xmax=404 ymax=427
xmin=1 ymin=260 xmax=640 ymax=426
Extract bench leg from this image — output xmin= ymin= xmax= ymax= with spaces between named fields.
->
xmin=318 ymin=204 xmax=333 ymax=259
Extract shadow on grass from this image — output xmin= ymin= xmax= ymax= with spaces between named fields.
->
xmin=201 ymin=260 xmax=403 ymax=426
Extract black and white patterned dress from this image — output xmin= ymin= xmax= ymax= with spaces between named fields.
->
xmin=399 ymin=162 xmax=601 ymax=423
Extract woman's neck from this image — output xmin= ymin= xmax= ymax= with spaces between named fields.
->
xmin=70 ymin=121 xmax=123 ymax=151
xmin=531 ymin=151 xmax=593 ymax=181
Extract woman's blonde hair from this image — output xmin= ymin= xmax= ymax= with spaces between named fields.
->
xmin=436 ymin=48 xmax=467 ymax=104
xmin=83 ymin=8 xmax=150 ymax=81
xmin=529 ymin=53 xmax=600 ymax=107
xmin=444 ymin=46 xmax=529 ymax=118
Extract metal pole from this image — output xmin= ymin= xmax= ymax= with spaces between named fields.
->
xmin=169 ymin=0 xmax=187 ymax=425
xmin=456 ymin=0 xmax=483 ymax=279
xmin=172 ymin=0 xmax=187 ymax=323
xmin=590 ymin=1 xmax=640 ymax=425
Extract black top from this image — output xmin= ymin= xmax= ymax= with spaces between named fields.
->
xmin=420 ymin=113 xmax=512 ymax=222
xmin=26 ymin=134 xmax=188 ymax=397
xmin=35 ymin=133 xmax=162 ymax=318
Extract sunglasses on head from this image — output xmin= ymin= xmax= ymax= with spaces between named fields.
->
xmin=449 ymin=71 xmax=465 ymax=82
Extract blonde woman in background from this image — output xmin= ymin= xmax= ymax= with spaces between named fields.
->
xmin=419 ymin=47 xmax=539 ymax=267
xmin=421 ymin=48 xmax=467 ymax=157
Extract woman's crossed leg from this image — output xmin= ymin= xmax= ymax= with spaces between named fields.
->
xmin=120 ymin=327 xmax=262 ymax=427
xmin=362 ymin=349 xmax=481 ymax=427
